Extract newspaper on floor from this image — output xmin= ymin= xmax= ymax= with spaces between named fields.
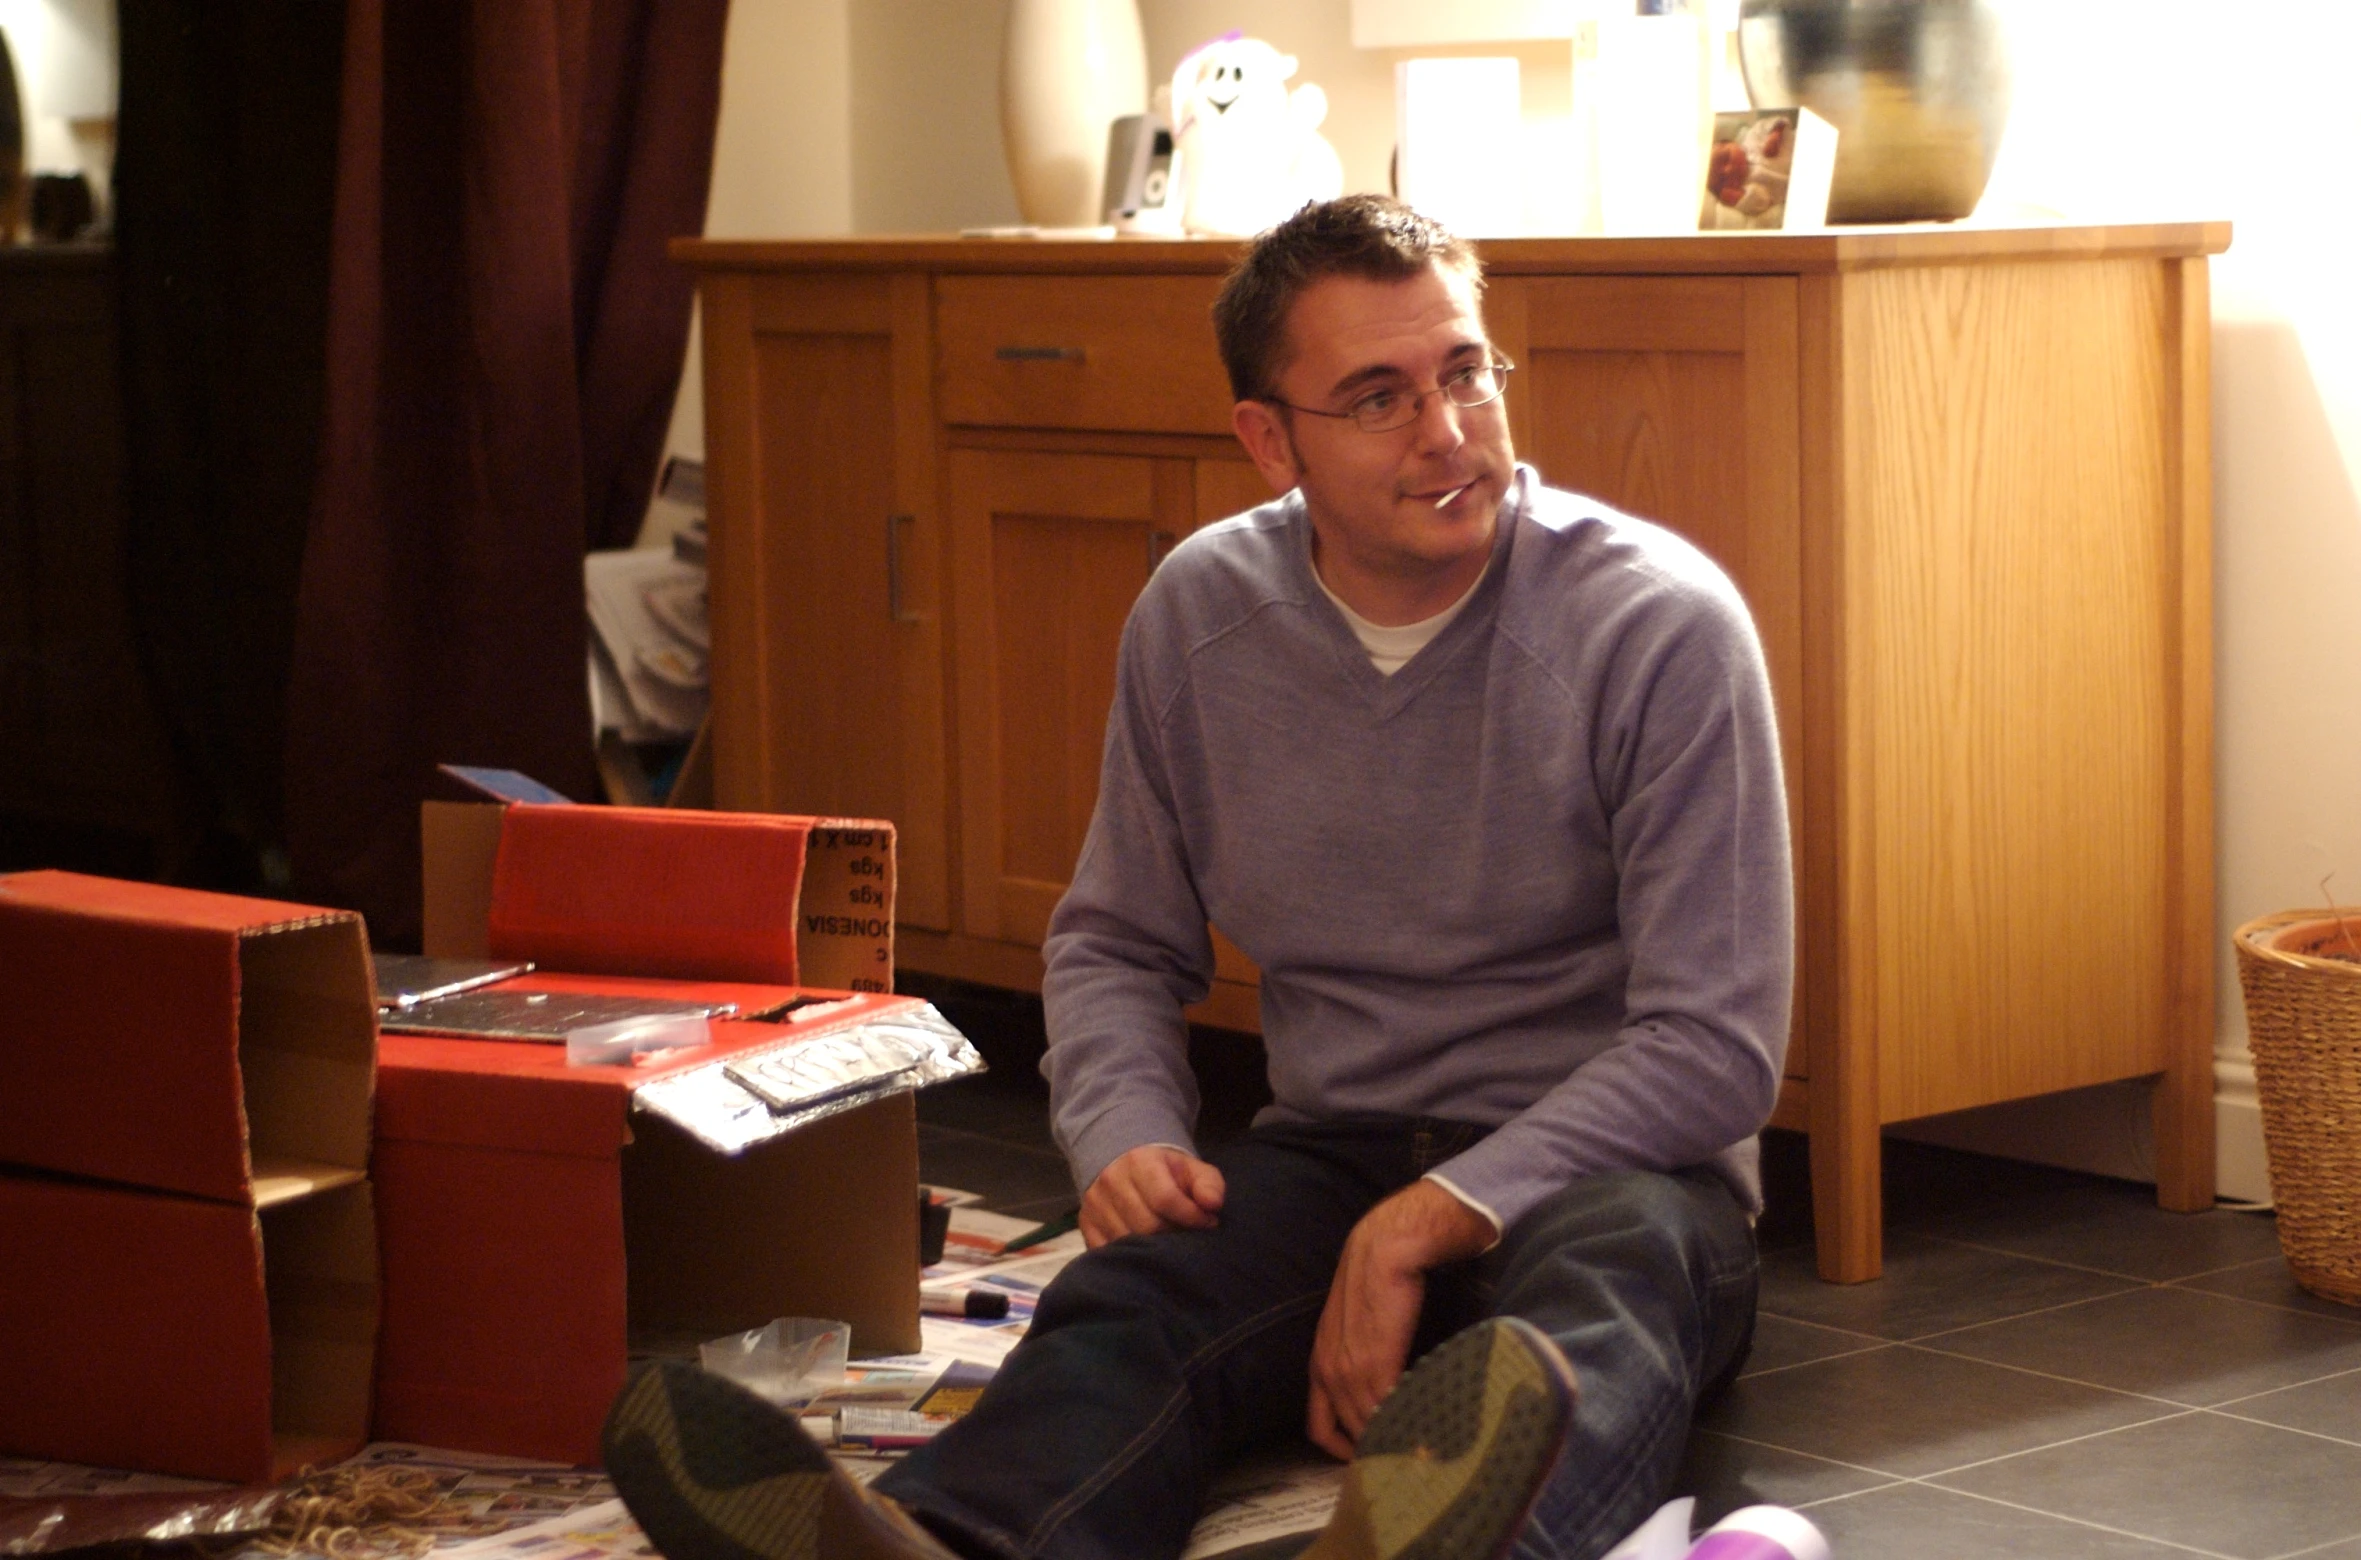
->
xmin=0 ymin=1442 xmax=617 ymax=1558
xmin=927 ymin=1206 xmax=1086 ymax=1279
xmin=434 ymin=1499 xmax=654 ymax=1560
xmin=1179 ymin=1452 xmax=1343 ymax=1560
xmin=898 ymin=1205 xmax=1086 ymax=1370
xmin=321 ymin=1444 xmax=618 ymax=1540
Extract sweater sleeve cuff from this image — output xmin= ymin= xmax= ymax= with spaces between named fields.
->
xmin=1420 ymin=1172 xmax=1504 ymax=1252
xmin=1062 ymin=1104 xmax=1200 ymax=1196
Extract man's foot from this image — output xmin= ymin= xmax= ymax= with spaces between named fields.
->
xmin=602 ymin=1361 xmax=958 ymax=1560
xmin=1305 ymin=1317 xmax=1579 ymax=1560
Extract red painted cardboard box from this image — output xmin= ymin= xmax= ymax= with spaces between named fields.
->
xmin=374 ymin=799 xmax=945 ymax=1465
xmin=0 ymin=872 xmax=380 ymax=1483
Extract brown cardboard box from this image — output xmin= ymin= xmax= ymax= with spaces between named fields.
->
xmin=0 ymin=872 xmax=380 ymax=1482
xmin=374 ymin=800 xmax=938 ymax=1464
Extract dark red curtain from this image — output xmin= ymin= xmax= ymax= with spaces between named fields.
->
xmin=286 ymin=0 xmax=729 ymax=946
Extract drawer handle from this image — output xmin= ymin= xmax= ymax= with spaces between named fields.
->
xmin=994 ymin=345 xmax=1086 ymax=363
xmin=887 ymin=513 xmax=920 ymax=624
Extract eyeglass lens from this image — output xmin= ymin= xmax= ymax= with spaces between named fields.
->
xmin=1355 ymin=363 xmax=1510 ymax=432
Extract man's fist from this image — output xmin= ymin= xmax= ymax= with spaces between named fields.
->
xmin=1081 ymin=1145 xmax=1227 ymax=1247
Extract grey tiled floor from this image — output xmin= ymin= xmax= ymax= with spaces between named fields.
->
xmin=911 ymin=982 xmax=2361 ymax=1559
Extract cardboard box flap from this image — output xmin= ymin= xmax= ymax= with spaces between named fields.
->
xmin=425 ymin=801 xmax=897 ymax=998
xmin=437 ymin=764 xmax=572 ymax=805
xmin=0 ymin=872 xmax=376 ymax=1205
xmin=486 ymin=805 xmax=807 ymax=983
xmin=237 ymin=915 xmax=379 ymax=1189
xmin=796 ymin=823 xmax=897 ymax=994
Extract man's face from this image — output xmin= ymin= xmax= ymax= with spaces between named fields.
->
xmin=1233 ymin=262 xmax=1516 ymax=617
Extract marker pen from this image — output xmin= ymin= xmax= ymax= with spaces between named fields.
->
xmin=920 ymin=1286 xmax=1011 ymax=1320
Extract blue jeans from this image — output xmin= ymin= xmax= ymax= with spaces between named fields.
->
xmin=875 ymin=1119 xmax=1758 ymax=1560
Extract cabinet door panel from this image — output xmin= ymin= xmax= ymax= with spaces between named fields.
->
xmin=1193 ymin=458 xmax=1277 ymax=530
xmin=991 ymin=512 xmax=1152 ymax=888
xmin=1529 ymin=350 xmax=1750 ymax=568
xmin=704 ymin=273 xmax=949 ymax=929
xmin=950 ymin=449 xmax=1192 ymax=945
xmin=1517 ymin=276 xmax=1806 ymax=1075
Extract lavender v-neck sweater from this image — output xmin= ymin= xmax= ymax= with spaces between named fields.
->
xmin=1040 ymin=467 xmax=1793 ymax=1223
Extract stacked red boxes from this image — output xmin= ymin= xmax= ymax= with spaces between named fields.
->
xmin=0 ymin=873 xmax=381 ymax=1483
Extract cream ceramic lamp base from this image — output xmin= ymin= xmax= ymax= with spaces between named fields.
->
xmin=1000 ymin=0 xmax=1147 ymax=228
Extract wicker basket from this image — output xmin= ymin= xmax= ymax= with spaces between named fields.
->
xmin=2234 ymin=909 xmax=2361 ymax=1306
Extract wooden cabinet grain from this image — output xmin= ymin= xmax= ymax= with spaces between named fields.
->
xmin=682 ymin=226 xmax=2229 ymax=1281
xmin=694 ymin=271 xmax=950 ymax=930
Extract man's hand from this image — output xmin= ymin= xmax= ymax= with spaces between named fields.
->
xmin=1306 ymin=1181 xmax=1497 ymax=1460
xmin=1080 ymin=1145 xmax=1227 ymax=1248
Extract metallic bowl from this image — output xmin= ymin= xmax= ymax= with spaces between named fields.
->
xmin=1738 ymin=0 xmax=2011 ymax=224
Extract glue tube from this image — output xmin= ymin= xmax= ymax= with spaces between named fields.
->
xmin=1685 ymin=1505 xmax=1830 ymax=1560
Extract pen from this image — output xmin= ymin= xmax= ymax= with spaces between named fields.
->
xmin=920 ymin=1286 xmax=1011 ymax=1320
xmin=999 ymin=1206 xmax=1080 ymax=1254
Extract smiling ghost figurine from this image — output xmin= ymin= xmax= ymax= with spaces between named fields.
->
xmin=1169 ymin=34 xmax=1344 ymax=237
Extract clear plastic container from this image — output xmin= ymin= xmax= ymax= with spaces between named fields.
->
xmin=697 ymin=1317 xmax=851 ymax=1408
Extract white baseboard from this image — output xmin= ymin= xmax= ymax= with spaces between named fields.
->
xmin=1880 ymin=1047 xmax=2273 ymax=1205
xmin=2214 ymin=1055 xmax=2274 ymax=1205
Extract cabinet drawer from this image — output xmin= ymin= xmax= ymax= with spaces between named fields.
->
xmin=936 ymin=275 xmax=1234 ymax=435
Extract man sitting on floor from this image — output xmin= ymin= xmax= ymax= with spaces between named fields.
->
xmin=602 ymin=194 xmax=1793 ymax=1560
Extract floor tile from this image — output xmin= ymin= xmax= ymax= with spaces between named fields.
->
xmin=1698 ymin=1342 xmax=2173 ymax=1478
xmin=1736 ymin=1314 xmax=1885 ymax=1379
xmin=988 ymin=1193 xmax=1083 ymax=1225
xmin=1879 ymin=1138 xmax=2109 ymax=1224
xmin=1753 ymin=1134 xmax=2090 ymax=1255
xmin=1798 ymin=1481 xmax=2212 ymax=1559
xmin=2282 ymin=1539 xmax=2361 ymax=1559
xmin=1927 ymin=1286 xmax=2361 ymax=1407
xmin=1759 ymin=1232 xmax=2141 ymax=1341
xmin=2219 ymin=1369 xmax=2361 ymax=1445
xmin=2176 ymin=1258 xmax=2361 ymax=1323
xmin=1920 ymin=1181 xmax=2287 ymax=1280
xmin=1672 ymin=1430 xmax=1897 ymax=1527
xmin=1932 ymin=1410 xmax=2361 ymax=1559
xmin=917 ymin=1126 xmax=1078 ymax=1210
xmin=916 ymin=1071 xmax=1060 ymax=1152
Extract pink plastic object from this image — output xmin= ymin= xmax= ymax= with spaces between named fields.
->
xmin=1687 ymin=1505 xmax=1831 ymax=1560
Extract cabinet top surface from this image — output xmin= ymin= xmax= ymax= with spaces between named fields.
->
xmin=674 ymin=221 xmax=2229 ymax=277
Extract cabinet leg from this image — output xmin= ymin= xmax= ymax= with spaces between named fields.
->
xmin=1809 ymin=1087 xmax=1882 ymax=1283
xmin=2153 ymin=1064 xmax=2217 ymax=1213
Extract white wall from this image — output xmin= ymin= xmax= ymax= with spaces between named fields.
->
xmin=1896 ymin=1 xmax=2361 ymax=1199
xmin=680 ymin=2 xmax=2361 ymax=1203
xmin=0 ymin=0 xmax=117 ymax=217
xmin=656 ymin=0 xmax=860 ymax=492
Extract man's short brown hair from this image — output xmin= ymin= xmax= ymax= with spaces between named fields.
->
xmin=1211 ymin=195 xmax=1485 ymax=403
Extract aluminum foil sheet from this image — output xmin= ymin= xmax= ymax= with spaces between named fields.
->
xmin=380 ymin=989 xmax=737 ymax=1040
xmin=631 ymin=1001 xmax=984 ymax=1153
xmin=0 ymin=1485 xmax=282 ymax=1554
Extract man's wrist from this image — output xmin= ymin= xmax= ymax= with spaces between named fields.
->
xmin=1363 ymin=1179 xmax=1497 ymax=1271
xmin=1419 ymin=1172 xmax=1504 ymax=1253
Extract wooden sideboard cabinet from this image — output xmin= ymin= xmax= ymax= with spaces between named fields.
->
xmin=679 ymin=224 xmax=2230 ymax=1282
